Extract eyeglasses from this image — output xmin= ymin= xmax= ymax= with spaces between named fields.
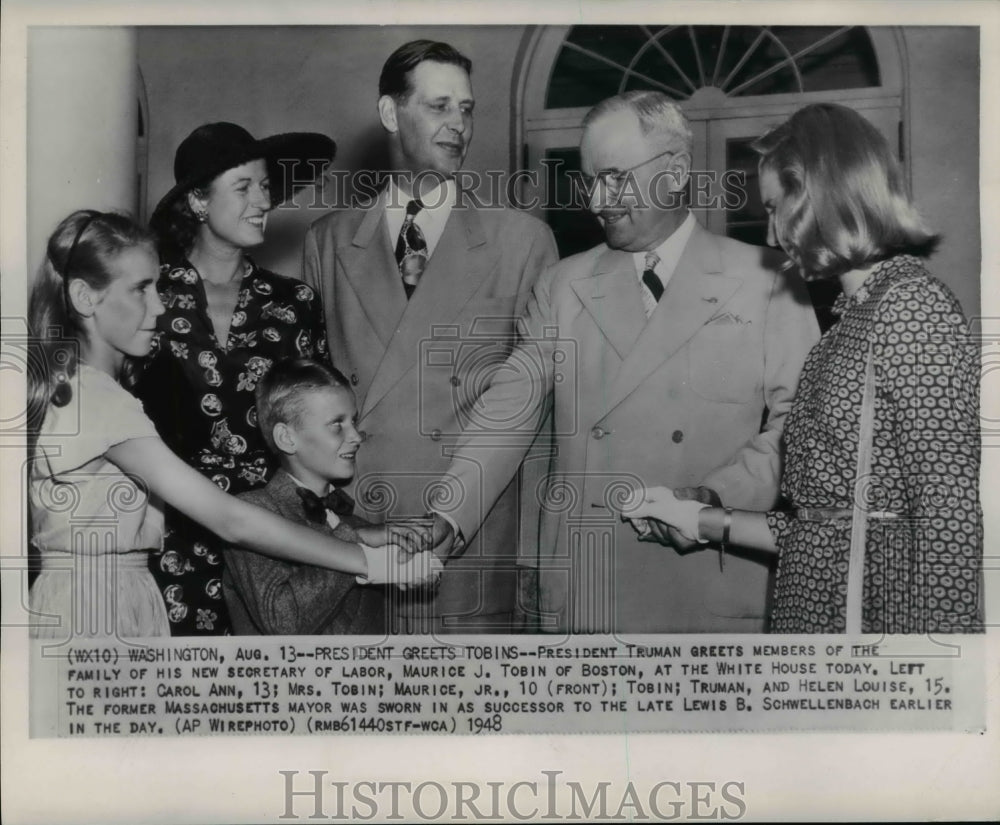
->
xmin=577 ymin=147 xmax=679 ymax=199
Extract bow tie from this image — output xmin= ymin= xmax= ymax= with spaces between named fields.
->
xmin=295 ymin=486 xmax=355 ymax=524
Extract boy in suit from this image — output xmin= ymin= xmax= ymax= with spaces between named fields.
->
xmin=222 ymin=358 xmax=440 ymax=635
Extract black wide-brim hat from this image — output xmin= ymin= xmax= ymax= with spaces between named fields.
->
xmin=151 ymin=122 xmax=336 ymax=221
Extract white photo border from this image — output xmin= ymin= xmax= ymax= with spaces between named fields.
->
xmin=2 ymin=1 xmax=998 ymax=822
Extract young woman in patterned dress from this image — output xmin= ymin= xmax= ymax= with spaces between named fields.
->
xmin=623 ymin=103 xmax=982 ymax=634
xmin=134 ymin=123 xmax=339 ymax=635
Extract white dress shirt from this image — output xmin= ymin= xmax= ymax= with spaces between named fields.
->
xmin=384 ymin=177 xmax=456 ymax=257
xmin=632 ymin=211 xmax=697 ymax=309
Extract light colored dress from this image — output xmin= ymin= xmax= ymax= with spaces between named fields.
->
xmin=30 ymin=364 xmax=170 ymax=639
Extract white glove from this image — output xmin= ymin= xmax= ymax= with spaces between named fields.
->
xmin=620 ymin=486 xmax=709 ymax=542
xmin=356 ymin=544 xmax=443 ymax=590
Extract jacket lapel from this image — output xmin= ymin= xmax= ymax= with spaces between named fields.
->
xmin=362 ymin=205 xmax=498 ymax=416
xmin=603 ymin=223 xmax=742 ymax=414
xmin=339 ymin=191 xmax=408 ymax=349
xmin=570 ymin=248 xmax=647 ymax=360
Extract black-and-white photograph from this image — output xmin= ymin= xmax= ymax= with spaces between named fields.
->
xmin=2 ymin=1 xmax=998 ymax=822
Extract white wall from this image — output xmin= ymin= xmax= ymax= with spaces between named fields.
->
xmin=905 ymin=26 xmax=980 ymax=318
xmin=27 ymin=28 xmax=137 ymax=281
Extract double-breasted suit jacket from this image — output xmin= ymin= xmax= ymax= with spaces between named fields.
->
xmin=440 ymin=220 xmax=820 ymax=633
xmin=303 ymin=191 xmax=557 ymax=627
xmin=222 ymin=471 xmax=386 ymax=635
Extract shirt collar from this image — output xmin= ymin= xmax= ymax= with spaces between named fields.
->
xmin=386 ymin=177 xmax=455 ymax=213
xmin=384 ymin=178 xmax=456 ymax=256
xmin=283 ymin=469 xmax=331 ymax=497
xmin=830 ymin=255 xmax=911 ymax=317
xmin=632 ymin=211 xmax=696 ymax=278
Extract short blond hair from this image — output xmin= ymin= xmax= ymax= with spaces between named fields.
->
xmin=752 ymin=103 xmax=938 ymax=280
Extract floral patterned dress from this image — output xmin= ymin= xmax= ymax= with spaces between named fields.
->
xmin=133 ymin=257 xmax=329 ymax=635
xmin=766 ymin=255 xmax=982 ymax=633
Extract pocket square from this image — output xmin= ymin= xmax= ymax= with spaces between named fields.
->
xmin=708 ymin=311 xmax=750 ymax=326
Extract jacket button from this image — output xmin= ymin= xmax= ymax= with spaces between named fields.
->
xmin=350 ymin=373 xmax=359 ymax=386
xmin=450 ymin=376 xmax=461 ymax=387
xmin=592 ymin=426 xmax=607 ymax=440
xmin=430 ymin=429 xmax=442 ymax=441
xmin=672 ymin=430 xmax=684 ymax=443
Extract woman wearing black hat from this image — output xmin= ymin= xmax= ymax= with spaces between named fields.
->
xmin=135 ymin=122 xmax=337 ymax=635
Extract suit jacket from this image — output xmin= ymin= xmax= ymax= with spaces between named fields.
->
xmin=302 ymin=192 xmax=558 ymax=624
xmin=440 ymin=221 xmax=821 ymax=633
xmin=222 ymin=471 xmax=386 ymax=635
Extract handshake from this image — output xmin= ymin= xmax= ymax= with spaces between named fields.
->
xmin=352 ymin=519 xmax=454 ymax=590
xmin=618 ymin=485 xmax=720 ymax=550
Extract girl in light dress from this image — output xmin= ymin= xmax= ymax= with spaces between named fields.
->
xmin=27 ymin=210 xmax=439 ymax=640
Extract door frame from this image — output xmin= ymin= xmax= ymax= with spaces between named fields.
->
xmin=513 ymin=25 xmax=909 ymax=228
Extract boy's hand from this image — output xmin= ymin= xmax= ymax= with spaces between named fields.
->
xmin=386 ymin=519 xmax=435 ymax=556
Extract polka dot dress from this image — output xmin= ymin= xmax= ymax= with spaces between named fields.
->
xmin=767 ymin=256 xmax=982 ymax=633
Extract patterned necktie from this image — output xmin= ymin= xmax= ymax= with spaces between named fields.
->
xmin=395 ymin=199 xmax=428 ymax=299
xmin=640 ymin=251 xmax=663 ymax=317
xmin=296 ymin=486 xmax=355 ymax=525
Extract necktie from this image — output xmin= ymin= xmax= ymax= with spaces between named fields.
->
xmin=296 ymin=486 xmax=355 ymax=525
xmin=640 ymin=251 xmax=663 ymax=317
xmin=395 ymin=199 xmax=428 ymax=298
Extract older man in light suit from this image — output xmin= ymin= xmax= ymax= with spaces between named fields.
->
xmin=303 ymin=40 xmax=557 ymax=633
xmin=428 ymin=91 xmax=820 ymax=633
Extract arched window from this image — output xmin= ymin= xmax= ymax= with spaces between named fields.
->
xmin=546 ymin=25 xmax=883 ymax=107
xmin=515 ymin=25 xmax=906 ymax=323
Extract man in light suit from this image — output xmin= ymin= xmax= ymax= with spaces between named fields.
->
xmin=303 ymin=40 xmax=557 ymax=633
xmin=429 ymin=91 xmax=820 ymax=633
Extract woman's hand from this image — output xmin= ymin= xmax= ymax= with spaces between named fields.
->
xmin=620 ymin=486 xmax=709 ymax=543
xmin=358 ymin=543 xmax=442 ymax=590
xmin=355 ymin=525 xmax=389 ymax=547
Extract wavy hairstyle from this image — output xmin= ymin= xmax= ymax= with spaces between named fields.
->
xmin=27 ymin=210 xmax=155 ymax=440
xmin=378 ymin=39 xmax=472 ymax=102
xmin=148 ymin=180 xmax=212 ymax=260
xmin=751 ymin=103 xmax=938 ymax=280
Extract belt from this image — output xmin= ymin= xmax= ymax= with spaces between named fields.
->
xmin=795 ymin=508 xmax=901 ymax=522
xmin=38 ymin=550 xmax=155 ymax=571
